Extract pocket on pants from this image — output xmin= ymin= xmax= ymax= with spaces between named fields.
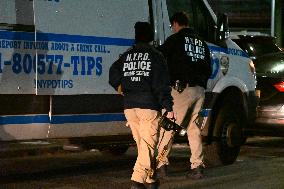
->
xmin=149 ymin=122 xmax=159 ymax=136
xmin=124 ymin=109 xmax=139 ymax=127
xmin=137 ymin=109 xmax=159 ymax=136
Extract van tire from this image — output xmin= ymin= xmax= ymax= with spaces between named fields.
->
xmin=204 ymin=99 xmax=244 ymax=167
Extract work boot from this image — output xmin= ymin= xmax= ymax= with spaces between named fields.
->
xmin=187 ymin=165 xmax=204 ymax=179
xmin=156 ymin=165 xmax=167 ymax=179
xmin=146 ymin=180 xmax=159 ymax=189
xmin=130 ymin=181 xmax=146 ymax=189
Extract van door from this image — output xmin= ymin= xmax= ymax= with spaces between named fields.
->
xmin=0 ymin=0 xmax=50 ymax=141
xmin=0 ymin=0 xmax=36 ymax=94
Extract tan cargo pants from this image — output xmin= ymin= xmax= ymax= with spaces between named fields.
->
xmin=124 ymin=108 xmax=160 ymax=184
xmin=157 ymin=86 xmax=205 ymax=169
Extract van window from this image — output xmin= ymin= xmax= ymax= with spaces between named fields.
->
xmin=193 ymin=1 xmax=215 ymax=42
xmin=166 ymin=0 xmax=194 ymax=27
xmin=165 ymin=0 xmax=215 ymax=42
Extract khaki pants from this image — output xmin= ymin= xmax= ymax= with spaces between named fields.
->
xmin=124 ymin=108 xmax=160 ymax=184
xmin=157 ymin=86 xmax=205 ymax=169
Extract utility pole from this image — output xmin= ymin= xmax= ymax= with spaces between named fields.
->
xmin=274 ymin=0 xmax=283 ymax=47
xmin=271 ymin=0 xmax=275 ymax=36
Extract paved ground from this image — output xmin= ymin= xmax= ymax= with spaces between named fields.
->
xmin=0 ymin=137 xmax=284 ymax=189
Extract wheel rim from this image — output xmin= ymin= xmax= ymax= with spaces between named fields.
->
xmin=226 ymin=122 xmax=242 ymax=147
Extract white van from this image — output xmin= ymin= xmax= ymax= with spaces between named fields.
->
xmin=0 ymin=0 xmax=256 ymax=166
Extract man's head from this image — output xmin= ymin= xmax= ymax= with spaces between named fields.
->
xmin=170 ymin=12 xmax=189 ymax=33
xmin=134 ymin=22 xmax=154 ymax=43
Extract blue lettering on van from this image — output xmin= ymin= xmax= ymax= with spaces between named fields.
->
xmin=0 ymin=31 xmax=134 ymax=47
xmin=208 ymin=45 xmax=249 ymax=58
xmin=0 ymin=40 xmax=22 ymax=49
xmin=0 ymin=30 xmax=134 ymax=78
xmin=24 ymin=41 xmax=49 ymax=50
xmin=71 ymin=56 xmax=102 ymax=76
xmin=34 ymin=79 xmax=73 ymax=89
xmin=0 ymin=53 xmax=103 ymax=76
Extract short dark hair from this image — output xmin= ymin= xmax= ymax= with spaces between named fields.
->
xmin=134 ymin=22 xmax=154 ymax=43
xmin=170 ymin=12 xmax=189 ymax=26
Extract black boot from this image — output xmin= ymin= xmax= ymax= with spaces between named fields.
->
xmin=187 ymin=165 xmax=204 ymax=179
xmin=156 ymin=165 xmax=168 ymax=179
xmin=130 ymin=181 xmax=146 ymax=189
xmin=146 ymin=180 xmax=159 ymax=189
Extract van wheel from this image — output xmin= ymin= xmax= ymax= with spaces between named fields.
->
xmin=99 ymin=145 xmax=129 ymax=156
xmin=204 ymin=100 xmax=245 ymax=167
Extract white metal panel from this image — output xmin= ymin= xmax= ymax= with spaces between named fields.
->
xmin=0 ymin=0 xmax=36 ymax=94
xmin=48 ymin=121 xmax=130 ymax=138
xmin=32 ymin=0 xmax=149 ymax=95
xmin=0 ymin=0 xmax=34 ymax=25
xmin=34 ymin=0 xmax=149 ymax=38
xmin=0 ymin=123 xmax=49 ymax=141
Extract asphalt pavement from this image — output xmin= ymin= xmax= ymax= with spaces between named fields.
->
xmin=0 ymin=140 xmax=64 ymax=159
xmin=1 ymin=137 xmax=284 ymax=189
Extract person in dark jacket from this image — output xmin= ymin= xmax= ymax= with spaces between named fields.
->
xmin=156 ymin=12 xmax=212 ymax=180
xmin=109 ymin=22 xmax=174 ymax=189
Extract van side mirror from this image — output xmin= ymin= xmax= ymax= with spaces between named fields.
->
xmin=216 ymin=13 xmax=230 ymax=41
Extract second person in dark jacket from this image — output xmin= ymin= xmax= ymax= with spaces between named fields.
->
xmin=156 ymin=12 xmax=212 ymax=180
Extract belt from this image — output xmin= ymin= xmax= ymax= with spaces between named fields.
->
xmin=172 ymin=80 xmax=197 ymax=93
xmin=172 ymin=80 xmax=186 ymax=93
xmin=188 ymin=83 xmax=197 ymax=87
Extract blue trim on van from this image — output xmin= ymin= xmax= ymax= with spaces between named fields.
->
xmin=51 ymin=114 xmax=126 ymax=124
xmin=0 ymin=30 xmax=135 ymax=46
xmin=208 ymin=45 xmax=249 ymax=58
xmin=0 ymin=115 xmax=50 ymax=124
xmin=0 ymin=114 xmax=126 ymax=125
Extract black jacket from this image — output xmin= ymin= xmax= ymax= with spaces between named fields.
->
xmin=109 ymin=43 xmax=173 ymax=112
xmin=159 ymin=28 xmax=212 ymax=88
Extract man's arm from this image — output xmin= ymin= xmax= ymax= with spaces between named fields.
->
xmin=151 ymin=52 xmax=173 ymax=113
xmin=157 ymin=35 xmax=175 ymax=58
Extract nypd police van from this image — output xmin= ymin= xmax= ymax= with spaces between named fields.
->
xmin=0 ymin=0 xmax=256 ymax=166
